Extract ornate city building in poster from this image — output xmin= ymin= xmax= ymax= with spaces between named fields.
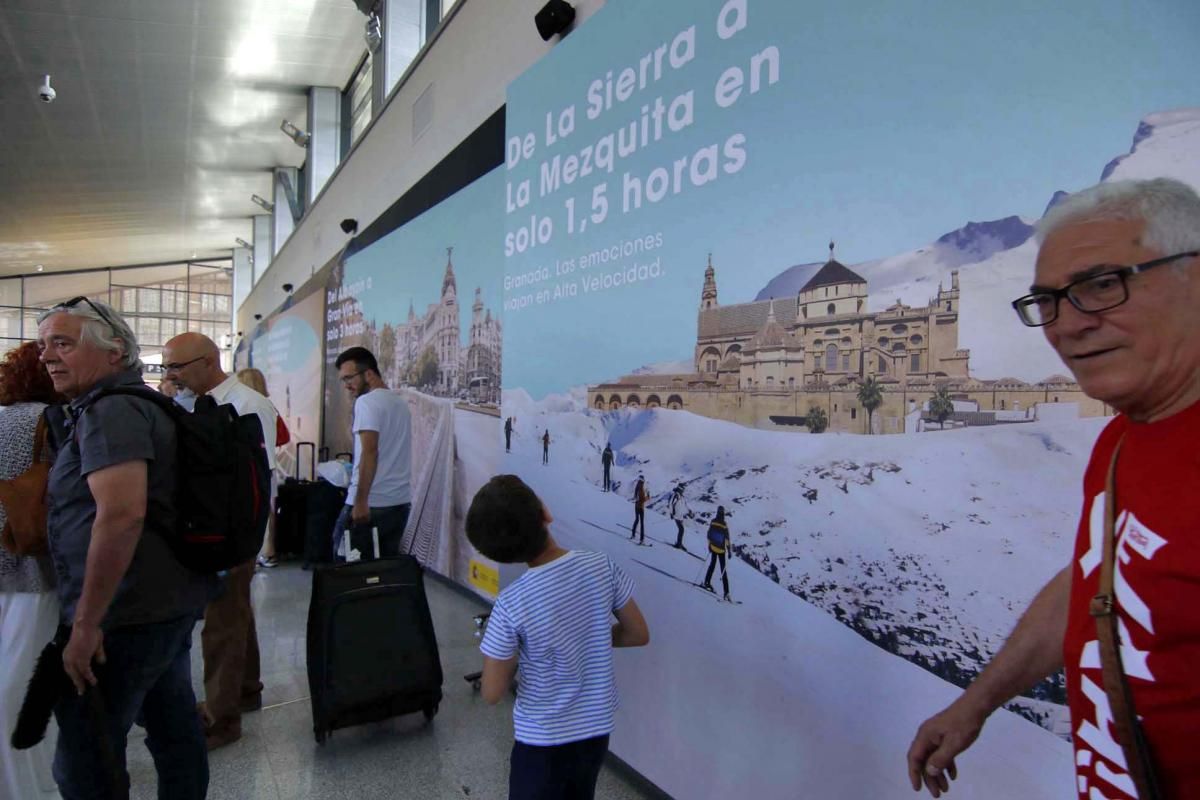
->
xmin=391 ymin=251 xmax=501 ymax=402
xmin=590 ymin=247 xmax=1106 ymax=434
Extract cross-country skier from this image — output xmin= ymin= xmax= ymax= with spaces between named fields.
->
xmin=630 ymin=474 xmax=649 ymax=543
xmin=669 ymin=484 xmax=691 ymax=549
xmin=601 ymin=443 xmax=614 ymax=491
xmin=542 ymin=429 xmax=550 ymax=465
xmin=701 ymin=506 xmax=733 ymax=601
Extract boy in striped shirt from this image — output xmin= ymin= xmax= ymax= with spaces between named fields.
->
xmin=467 ymin=475 xmax=650 ymax=800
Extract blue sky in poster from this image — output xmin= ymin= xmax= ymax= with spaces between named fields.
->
xmin=344 ymin=167 xmax=504 ymax=338
xmin=501 ymin=0 xmax=1200 ymax=399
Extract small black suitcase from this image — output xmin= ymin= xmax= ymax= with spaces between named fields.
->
xmin=306 ymin=536 xmax=443 ymax=744
xmin=303 ymin=478 xmax=346 ymax=567
xmin=275 ymin=442 xmax=317 ymax=558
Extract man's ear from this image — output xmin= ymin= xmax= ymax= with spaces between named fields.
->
xmin=541 ymin=502 xmax=554 ymax=525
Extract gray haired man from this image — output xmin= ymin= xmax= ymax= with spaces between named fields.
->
xmin=38 ymin=297 xmax=212 ymax=799
xmin=906 ymin=178 xmax=1200 ymax=799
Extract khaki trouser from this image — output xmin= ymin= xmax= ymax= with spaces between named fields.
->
xmin=200 ymin=560 xmax=262 ymax=734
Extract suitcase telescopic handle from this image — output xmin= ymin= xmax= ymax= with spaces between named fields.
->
xmin=296 ymin=442 xmax=316 ymax=481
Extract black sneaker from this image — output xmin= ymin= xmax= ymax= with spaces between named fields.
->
xmin=700 ymin=583 xmax=713 ymax=592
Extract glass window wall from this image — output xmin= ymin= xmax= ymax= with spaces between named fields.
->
xmin=0 ymin=260 xmax=234 ymax=378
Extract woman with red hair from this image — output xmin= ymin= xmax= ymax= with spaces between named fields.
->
xmin=0 ymin=341 xmax=64 ymax=799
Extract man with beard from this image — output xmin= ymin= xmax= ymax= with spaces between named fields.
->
xmin=334 ymin=347 xmax=413 ymax=560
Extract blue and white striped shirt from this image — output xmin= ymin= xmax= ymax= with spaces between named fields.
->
xmin=480 ymin=550 xmax=635 ymax=746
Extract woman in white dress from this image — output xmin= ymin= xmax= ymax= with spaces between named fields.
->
xmin=0 ymin=341 xmax=63 ymax=799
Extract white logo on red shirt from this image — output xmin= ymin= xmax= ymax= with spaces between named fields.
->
xmin=1074 ymin=491 xmax=1164 ymax=799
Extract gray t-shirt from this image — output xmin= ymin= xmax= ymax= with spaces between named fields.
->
xmin=47 ymin=371 xmax=214 ymax=629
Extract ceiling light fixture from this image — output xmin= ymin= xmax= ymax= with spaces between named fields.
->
xmin=279 ymin=119 xmax=311 ymax=148
xmin=251 ymin=194 xmax=274 ymax=213
xmin=35 ymin=264 xmax=44 ymax=272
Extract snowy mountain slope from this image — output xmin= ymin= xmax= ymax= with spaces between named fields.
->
xmin=752 ymin=218 xmax=1034 ymax=308
xmin=500 ymin=405 xmax=1079 ymax=798
xmin=1101 ymin=108 xmax=1200 ymax=188
xmin=747 ymin=109 xmax=1200 ymax=377
xmin=754 ymin=261 xmax=823 ymax=301
xmin=956 ymin=239 xmax=1074 ymax=383
xmin=502 ymin=398 xmax=1106 ymax=727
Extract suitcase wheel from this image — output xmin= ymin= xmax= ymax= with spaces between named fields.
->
xmin=315 ymin=729 xmax=328 ymax=746
xmin=422 ymin=702 xmax=438 ymax=722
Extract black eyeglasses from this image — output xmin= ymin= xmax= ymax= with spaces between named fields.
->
xmin=54 ymin=295 xmax=119 ymax=335
xmin=1012 ymin=251 xmax=1198 ymax=327
xmin=163 ymin=356 xmax=207 ymax=373
xmin=339 ymin=370 xmax=366 ymax=385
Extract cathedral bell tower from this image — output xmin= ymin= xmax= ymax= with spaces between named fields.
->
xmin=700 ymin=253 xmax=718 ymax=310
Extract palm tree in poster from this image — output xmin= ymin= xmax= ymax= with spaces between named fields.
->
xmin=928 ymin=385 xmax=955 ymax=430
xmin=856 ymin=376 xmax=883 ymax=435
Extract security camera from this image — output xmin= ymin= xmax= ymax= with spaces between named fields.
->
xmin=282 ymin=283 xmax=294 ymax=293
xmin=38 ymin=75 xmax=56 ymax=103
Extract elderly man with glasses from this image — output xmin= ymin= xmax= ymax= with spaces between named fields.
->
xmin=907 ymin=178 xmax=1200 ymax=800
xmin=37 ymin=298 xmax=214 ymax=800
xmin=161 ymin=332 xmax=277 ymax=752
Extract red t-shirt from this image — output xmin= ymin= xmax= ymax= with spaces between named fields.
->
xmin=1064 ymin=400 xmax=1200 ymax=799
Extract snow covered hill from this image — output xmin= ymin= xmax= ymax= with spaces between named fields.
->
xmin=748 ymin=109 xmax=1200 ymax=383
xmin=506 ymin=394 xmax=1109 ymax=725
xmin=1100 ymin=108 xmax=1200 ymax=188
xmin=500 ymin=396 xmax=1085 ymax=797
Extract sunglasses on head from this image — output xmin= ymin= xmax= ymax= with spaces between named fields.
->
xmin=53 ymin=296 xmax=119 ymax=335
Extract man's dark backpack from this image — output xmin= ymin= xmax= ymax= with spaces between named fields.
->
xmin=81 ymin=387 xmax=271 ymax=572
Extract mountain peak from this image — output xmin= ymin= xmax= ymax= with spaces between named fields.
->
xmin=935 ymin=216 xmax=1033 ymax=255
xmin=1042 ymin=190 xmax=1070 ymax=218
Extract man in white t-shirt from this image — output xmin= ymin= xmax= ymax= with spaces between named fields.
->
xmin=334 ymin=347 xmax=412 ymax=560
xmin=163 ymin=332 xmax=277 ymax=750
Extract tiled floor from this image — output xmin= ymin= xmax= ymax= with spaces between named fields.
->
xmin=125 ymin=563 xmax=662 ymax=800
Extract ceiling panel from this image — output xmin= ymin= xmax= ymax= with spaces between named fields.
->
xmin=0 ymin=0 xmax=367 ymax=275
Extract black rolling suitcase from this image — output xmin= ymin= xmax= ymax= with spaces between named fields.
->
xmin=306 ymin=534 xmax=443 ymax=744
xmin=275 ymin=442 xmax=317 ymax=558
xmin=303 ymin=478 xmax=345 ymax=567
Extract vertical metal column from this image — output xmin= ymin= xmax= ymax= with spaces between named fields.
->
xmin=232 ymin=247 xmax=253 ymax=315
xmin=306 ymin=87 xmax=341 ymax=202
xmin=273 ymin=167 xmax=300 ymax=255
xmin=253 ymin=215 xmax=272 ymax=284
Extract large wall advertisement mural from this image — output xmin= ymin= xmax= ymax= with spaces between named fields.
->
xmin=237 ymin=280 xmax=327 ymax=478
xmin=500 ymin=0 xmax=1200 ymax=797
xmin=324 ymin=168 xmax=505 ymax=593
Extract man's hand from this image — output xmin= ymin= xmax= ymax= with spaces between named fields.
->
xmin=906 ymin=699 xmax=988 ymax=797
xmin=351 ymin=499 xmax=370 ymax=526
xmin=63 ymin=621 xmax=106 ymax=695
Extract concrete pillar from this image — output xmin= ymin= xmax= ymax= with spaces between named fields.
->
xmin=272 ymin=167 xmax=300 ymax=255
xmin=306 ymin=87 xmax=341 ymax=201
xmin=253 ymin=215 xmax=272 ymax=284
